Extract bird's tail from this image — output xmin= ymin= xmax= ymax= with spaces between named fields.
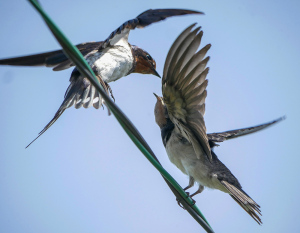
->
xmin=26 ymin=107 xmax=66 ymax=148
xmin=220 ymin=180 xmax=262 ymax=224
xmin=65 ymin=74 xmax=108 ymax=110
xmin=26 ymin=75 xmax=111 ymax=148
xmin=25 ymin=87 xmax=79 ymax=148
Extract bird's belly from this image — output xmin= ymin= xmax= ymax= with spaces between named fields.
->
xmin=183 ymin=159 xmax=220 ymax=190
xmin=165 ymin=133 xmax=220 ymax=190
xmin=165 ymin=133 xmax=197 ymax=175
xmin=89 ymin=46 xmax=133 ymax=83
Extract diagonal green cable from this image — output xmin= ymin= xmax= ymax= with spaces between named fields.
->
xmin=27 ymin=0 xmax=214 ymax=232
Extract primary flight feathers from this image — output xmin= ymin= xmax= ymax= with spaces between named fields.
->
xmin=208 ymin=116 xmax=285 ymax=146
xmin=162 ymin=23 xmax=212 ymax=162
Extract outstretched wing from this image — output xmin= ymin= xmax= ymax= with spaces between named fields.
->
xmin=100 ymin=9 xmax=203 ymax=49
xmin=0 ymin=42 xmax=103 ymax=71
xmin=0 ymin=9 xmax=202 ymax=71
xmin=208 ymin=116 xmax=285 ymax=143
xmin=162 ymin=24 xmax=212 ymax=161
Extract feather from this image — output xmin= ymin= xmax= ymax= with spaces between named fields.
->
xmin=220 ymin=180 xmax=262 ymax=224
xmin=208 ymin=116 xmax=286 ymax=143
xmin=0 ymin=42 xmax=103 ymax=71
xmin=162 ymin=24 xmax=212 ymax=161
xmin=167 ymin=27 xmax=201 ymax=82
xmin=163 ymin=24 xmax=196 ymax=82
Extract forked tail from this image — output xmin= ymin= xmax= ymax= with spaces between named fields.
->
xmin=221 ymin=180 xmax=262 ymax=224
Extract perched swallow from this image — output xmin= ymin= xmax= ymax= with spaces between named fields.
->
xmin=154 ymin=24 xmax=284 ymax=224
xmin=0 ymin=9 xmax=203 ymax=147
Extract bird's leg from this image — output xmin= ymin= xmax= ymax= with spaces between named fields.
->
xmin=183 ymin=177 xmax=195 ymax=192
xmin=190 ymin=185 xmax=204 ymax=198
xmin=183 ymin=185 xmax=204 ymax=206
xmin=104 ymin=81 xmax=115 ymax=102
xmin=177 ymin=177 xmax=195 ymax=208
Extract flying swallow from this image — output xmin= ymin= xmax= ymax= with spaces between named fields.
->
xmin=154 ymin=24 xmax=284 ymax=224
xmin=0 ymin=9 xmax=203 ymax=147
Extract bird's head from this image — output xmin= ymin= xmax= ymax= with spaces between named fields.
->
xmin=153 ymin=93 xmax=169 ymax=128
xmin=131 ymin=45 xmax=160 ymax=78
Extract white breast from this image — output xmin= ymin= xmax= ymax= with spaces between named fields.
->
xmin=87 ymin=43 xmax=134 ymax=83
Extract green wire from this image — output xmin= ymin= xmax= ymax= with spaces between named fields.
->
xmin=27 ymin=1 xmax=214 ymax=232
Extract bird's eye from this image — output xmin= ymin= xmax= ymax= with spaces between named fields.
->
xmin=146 ymin=54 xmax=152 ymax=60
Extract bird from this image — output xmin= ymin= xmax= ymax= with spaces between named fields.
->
xmin=154 ymin=24 xmax=284 ymax=225
xmin=0 ymin=9 xmax=203 ymax=147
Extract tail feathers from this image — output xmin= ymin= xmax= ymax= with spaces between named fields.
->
xmin=221 ymin=180 xmax=262 ymax=225
xmin=26 ymin=82 xmax=80 ymax=148
xmin=26 ymin=108 xmax=66 ymax=148
xmin=26 ymin=77 xmax=111 ymax=148
xmin=26 ymin=91 xmax=101 ymax=148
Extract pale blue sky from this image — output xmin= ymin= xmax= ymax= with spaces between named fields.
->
xmin=0 ymin=0 xmax=299 ymax=232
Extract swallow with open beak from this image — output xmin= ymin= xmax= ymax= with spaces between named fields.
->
xmin=0 ymin=9 xmax=203 ymax=147
xmin=154 ymin=24 xmax=284 ymax=224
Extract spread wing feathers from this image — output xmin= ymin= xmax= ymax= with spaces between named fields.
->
xmin=162 ymin=24 xmax=212 ymax=161
xmin=0 ymin=9 xmax=202 ymax=69
xmin=220 ymin=180 xmax=262 ymax=224
xmin=26 ymin=75 xmax=110 ymax=148
xmin=101 ymin=9 xmax=203 ymax=49
xmin=208 ymin=116 xmax=285 ymax=143
xmin=0 ymin=42 xmax=103 ymax=71
xmin=163 ymin=23 xmax=196 ymax=82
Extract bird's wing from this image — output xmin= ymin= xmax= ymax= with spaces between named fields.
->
xmin=0 ymin=9 xmax=202 ymax=70
xmin=100 ymin=9 xmax=203 ymax=49
xmin=207 ymin=116 xmax=285 ymax=143
xmin=0 ymin=41 xmax=103 ymax=71
xmin=162 ymin=24 xmax=212 ymax=161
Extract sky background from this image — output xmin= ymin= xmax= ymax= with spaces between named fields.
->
xmin=0 ymin=0 xmax=299 ymax=232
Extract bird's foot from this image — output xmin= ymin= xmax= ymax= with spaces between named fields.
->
xmin=190 ymin=197 xmax=196 ymax=205
xmin=176 ymin=192 xmax=196 ymax=209
xmin=176 ymin=198 xmax=185 ymax=209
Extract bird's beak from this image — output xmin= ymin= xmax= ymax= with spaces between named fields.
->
xmin=152 ymin=68 xmax=161 ymax=78
xmin=153 ymin=93 xmax=160 ymax=100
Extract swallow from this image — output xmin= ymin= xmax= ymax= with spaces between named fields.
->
xmin=0 ymin=9 xmax=203 ymax=147
xmin=154 ymin=24 xmax=284 ymax=224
